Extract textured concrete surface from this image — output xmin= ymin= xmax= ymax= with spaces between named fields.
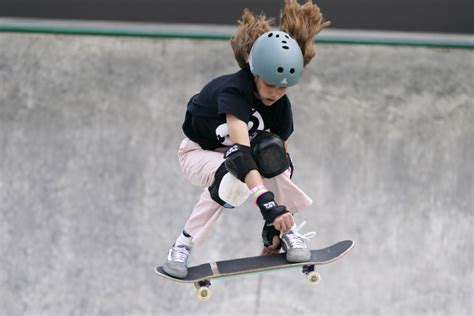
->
xmin=0 ymin=32 xmax=472 ymax=315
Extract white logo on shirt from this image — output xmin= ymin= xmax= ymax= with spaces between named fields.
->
xmin=216 ymin=110 xmax=264 ymax=146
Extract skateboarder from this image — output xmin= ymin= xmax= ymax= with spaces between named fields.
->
xmin=163 ymin=0 xmax=330 ymax=279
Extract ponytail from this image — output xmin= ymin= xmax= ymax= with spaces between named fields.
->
xmin=280 ymin=0 xmax=331 ymax=67
xmin=230 ymin=9 xmax=273 ymax=69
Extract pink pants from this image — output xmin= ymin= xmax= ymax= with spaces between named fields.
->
xmin=177 ymin=138 xmax=313 ymax=245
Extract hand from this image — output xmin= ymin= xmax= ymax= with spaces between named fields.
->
xmin=261 ymin=236 xmax=281 ymax=256
xmin=273 ymin=212 xmax=294 ymax=233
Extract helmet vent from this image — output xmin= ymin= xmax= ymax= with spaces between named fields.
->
xmin=268 ymin=33 xmax=273 ymax=37
xmin=290 ymin=68 xmax=295 ymax=74
xmin=282 ymin=46 xmax=290 ymax=49
xmin=277 ymin=67 xmax=284 ymax=73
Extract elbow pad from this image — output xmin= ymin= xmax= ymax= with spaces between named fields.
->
xmin=224 ymin=144 xmax=258 ymax=182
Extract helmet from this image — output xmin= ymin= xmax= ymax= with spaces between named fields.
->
xmin=248 ymin=31 xmax=304 ymax=87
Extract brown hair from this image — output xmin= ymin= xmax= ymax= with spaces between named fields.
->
xmin=280 ymin=0 xmax=331 ymax=67
xmin=230 ymin=9 xmax=274 ymax=69
xmin=231 ymin=0 xmax=330 ymax=69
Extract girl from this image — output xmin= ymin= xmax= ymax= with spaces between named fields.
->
xmin=163 ymin=0 xmax=330 ymax=278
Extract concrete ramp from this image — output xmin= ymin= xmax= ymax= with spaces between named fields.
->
xmin=0 ymin=32 xmax=472 ymax=315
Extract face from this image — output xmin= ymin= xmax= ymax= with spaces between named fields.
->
xmin=254 ymin=76 xmax=288 ymax=106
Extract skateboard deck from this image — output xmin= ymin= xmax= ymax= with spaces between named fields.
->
xmin=156 ymin=240 xmax=354 ymax=299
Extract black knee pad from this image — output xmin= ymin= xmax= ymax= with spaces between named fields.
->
xmin=251 ymin=131 xmax=290 ymax=178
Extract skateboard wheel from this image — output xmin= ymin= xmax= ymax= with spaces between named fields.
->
xmin=196 ymin=286 xmax=212 ymax=301
xmin=306 ymin=271 xmax=321 ymax=285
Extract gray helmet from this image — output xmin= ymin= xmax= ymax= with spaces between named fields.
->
xmin=249 ymin=31 xmax=304 ymax=87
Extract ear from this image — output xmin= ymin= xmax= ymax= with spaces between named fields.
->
xmin=253 ymin=74 xmax=259 ymax=83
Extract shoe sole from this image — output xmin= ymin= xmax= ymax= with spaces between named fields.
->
xmin=162 ymin=264 xmax=188 ymax=279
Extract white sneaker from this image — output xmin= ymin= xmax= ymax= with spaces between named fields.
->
xmin=281 ymin=221 xmax=316 ymax=262
xmin=162 ymin=245 xmax=190 ymax=279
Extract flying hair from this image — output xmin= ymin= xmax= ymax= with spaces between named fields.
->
xmin=230 ymin=9 xmax=274 ymax=69
xmin=279 ymin=0 xmax=331 ymax=67
xmin=230 ymin=1 xmax=330 ymax=69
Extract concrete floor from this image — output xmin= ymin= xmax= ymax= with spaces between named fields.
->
xmin=0 ymin=31 xmax=472 ymax=315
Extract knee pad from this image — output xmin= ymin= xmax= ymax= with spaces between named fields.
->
xmin=251 ymin=131 xmax=290 ymax=178
xmin=209 ymin=163 xmax=249 ymax=208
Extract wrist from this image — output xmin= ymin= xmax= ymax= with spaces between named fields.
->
xmin=254 ymin=191 xmax=289 ymax=223
xmin=249 ymin=184 xmax=268 ymax=204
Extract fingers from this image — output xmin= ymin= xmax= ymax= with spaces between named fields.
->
xmin=261 ymin=246 xmax=280 ymax=256
xmin=268 ymin=235 xmax=281 ymax=250
xmin=261 ymin=247 xmax=271 ymax=256
xmin=284 ymin=214 xmax=295 ymax=232
xmin=273 ymin=213 xmax=294 ymax=233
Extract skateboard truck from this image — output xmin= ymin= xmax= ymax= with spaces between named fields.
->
xmin=302 ymin=264 xmax=321 ymax=285
xmin=193 ymin=267 xmax=320 ymax=300
xmin=192 ymin=266 xmax=321 ymax=300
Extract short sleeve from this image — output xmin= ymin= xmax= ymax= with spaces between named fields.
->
xmin=270 ymin=99 xmax=294 ymax=141
xmin=217 ymin=89 xmax=252 ymax=123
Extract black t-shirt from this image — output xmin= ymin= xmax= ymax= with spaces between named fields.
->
xmin=182 ymin=67 xmax=294 ymax=150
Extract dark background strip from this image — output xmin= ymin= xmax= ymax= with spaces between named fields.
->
xmin=1 ymin=0 xmax=473 ymax=34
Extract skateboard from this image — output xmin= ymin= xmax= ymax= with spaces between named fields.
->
xmin=155 ymin=239 xmax=354 ymax=300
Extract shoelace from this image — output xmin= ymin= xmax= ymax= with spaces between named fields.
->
xmin=284 ymin=221 xmax=316 ymax=248
xmin=170 ymin=246 xmax=190 ymax=263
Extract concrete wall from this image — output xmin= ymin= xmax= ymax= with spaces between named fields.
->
xmin=0 ymin=33 xmax=472 ymax=315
